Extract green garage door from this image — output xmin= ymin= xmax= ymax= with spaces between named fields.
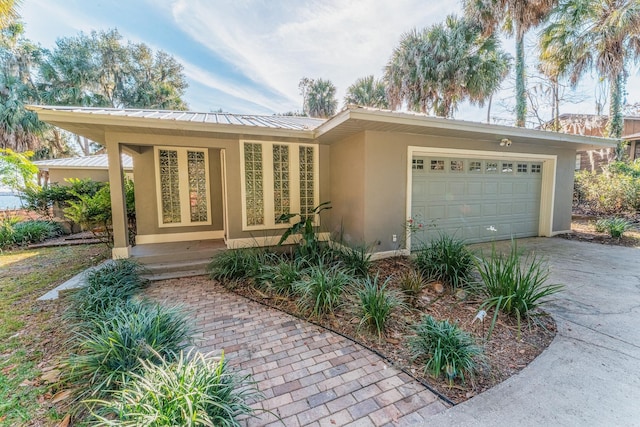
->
xmin=411 ymin=156 xmax=542 ymax=249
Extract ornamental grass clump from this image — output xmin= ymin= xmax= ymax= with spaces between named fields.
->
xmin=0 ymin=218 xmax=61 ymax=249
xmin=67 ymin=299 xmax=193 ymax=399
xmin=414 ymin=233 xmax=474 ymax=289
xmin=595 ymin=217 xmax=632 ymax=238
xmin=207 ymin=248 xmax=269 ymax=285
xmin=475 ymin=242 xmax=563 ymax=339
xmin=294 ymin=258 xmax=352 ymax=317
xmin=398 ymin=269 xmax=427 ymax=306
xmin=258 ymin=258 xmax=304 ymax=296
xmin=67 ymin=259 xmax=148 ymax=323
xmin=354 ymin=275 xmax=403 ymax=339
xmin=90 ymin=350 xmax=261 ymax=427
xmin=409 ymin=315 xmax=483 ymax=385
xmin=335 ymin=244 xmax=373 ymax=277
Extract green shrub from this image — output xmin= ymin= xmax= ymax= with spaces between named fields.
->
xmin=409 ymin=315 xmax=483 ymax=385
xmin=475 ymin=243 xmax=563 ymax=338
xmin=259 ymin=258 xmax=304 ymax=296
xmin=398 ymin=269 xmax=426 ymax=306
xmin=354 ymin=275 xmax=402 ymax=339
xmin=91 ymin=350 xmax=260 ymax=427
xmin=294 ymin=259 xmax=352 ymax=317
xmin=574 ymin=169 xmax=640 ymax=215
xmin=67 ymin=299 xmax=193 ymax=399
xmin=414 ymin=233 xmax=474 ymax=289
xmin=0 ymin=219 xmax=61 ymax=248
xmin=207 ymin=249 xmax=269 ymax=285
xmin=67 ymin=259 xmax=148 ymax=323
xmin=595 ymin=217 xmax=632 ymax=238
xmin=335 ymin=244 xmax=372 ymax=277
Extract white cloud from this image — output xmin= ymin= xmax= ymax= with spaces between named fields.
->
xmin=166 ymin=0 xmax=457 ymax=111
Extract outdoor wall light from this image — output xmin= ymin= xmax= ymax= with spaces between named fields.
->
xmin=500 ymin=138 xmax=512 ymax=147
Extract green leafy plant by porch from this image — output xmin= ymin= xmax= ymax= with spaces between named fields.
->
xmin=90 ymin=350 xmax=261 ymax=427
xmin=475 ymin=242 xmax=563 ymax=339
xmin=277 ymin=201 xmax=332 ymax=260
xmin=414 ymin=233 xmax=474 ymax=289
xmin=335 ymin=243 xmax=372 ymax=277
xmin=409 ymin=315 xmax=483 ymax=385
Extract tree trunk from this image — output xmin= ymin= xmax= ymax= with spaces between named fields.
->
xmin=607 ymin=73 xmax=624 ymax=139
xmin=515 ymin=30 xmax=527 ymax=127
xmin=486 ymin=95 xmax=493 ymax=124
xmin=553 ymin=79 xmax=560 ymax=131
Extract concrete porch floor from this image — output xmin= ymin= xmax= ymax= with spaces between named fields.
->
xmin=130 ymin=239 xmax=227 ymax=260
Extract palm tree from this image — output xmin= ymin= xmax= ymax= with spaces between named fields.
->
xmin=540 ymin=0 xmax=640 ymax=140
xmin=464 ymin=0 xmax=557 ymax=127
xmin=344 ymin=75 xmax=389 ymax=108
xmin=384 ymin=15 xmax=511 ymax=118
xmin=299 ymin=77 xmax=337 ymax=118
xmin=0 ymin=0 xmax=20 ymax=30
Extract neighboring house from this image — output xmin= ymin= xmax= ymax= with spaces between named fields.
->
xmin=32 ymin=153 xmax=134 ymax=186
xmin=29 ymin=105 xmax=614 ymax=260
xmin=547 ymin=114 xmax=640 ymax=171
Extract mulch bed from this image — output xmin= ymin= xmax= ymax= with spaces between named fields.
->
xmin=227 ymin=257 xmax=556 ymax=404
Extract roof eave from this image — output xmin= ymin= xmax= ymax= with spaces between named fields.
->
xmin=30 ymin=107 xmax=317 ymax=141
xmin=317 ymin=108 xmax=617 ymax=149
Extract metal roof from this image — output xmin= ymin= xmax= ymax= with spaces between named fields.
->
xmin=32 ymin=153 xmax=133 ymax=170
xmin=30 ymin=106 xmax=326 ymax=131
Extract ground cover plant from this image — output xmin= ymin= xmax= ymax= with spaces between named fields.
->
xmin=0 ymin=217 xmax=61 ymax=249
xmin=90 ymin=350 xmax=261 ymax=427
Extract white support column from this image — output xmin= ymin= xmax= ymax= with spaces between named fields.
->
xmin=106 ymin=135 xmax=131 ymax=259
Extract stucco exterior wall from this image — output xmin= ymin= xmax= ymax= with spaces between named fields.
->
xmin=327 ymin=132 xmax=365 ymax=245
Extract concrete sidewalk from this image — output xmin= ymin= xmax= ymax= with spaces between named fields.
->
xmin=426 ymin=238 xmax=640 ymax=426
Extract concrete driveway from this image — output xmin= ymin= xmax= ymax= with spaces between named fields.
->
xmin=426 ymin=238 xmax=640 ymax=426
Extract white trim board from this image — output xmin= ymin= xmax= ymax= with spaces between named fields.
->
xmin=226 ymin=232 xmax=331 ymax=249
xmin=405 ymin=146 xmax=557 ymax=251
xmin=136 ymin=230 xmax=224 ymax=245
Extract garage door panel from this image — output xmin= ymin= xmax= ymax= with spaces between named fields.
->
xmin=412 ymin=156 xmax=542 ymax=248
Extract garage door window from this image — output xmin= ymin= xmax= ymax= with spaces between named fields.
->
xmin=469 ymin=161 xmax=482 ymax=172
xmin=501 ymin=162 xmax=514 ymax=173
xmin=531 ymin=164 xmax=542 ymax=173
xmin=486 ymin=161 xmax=498 ymax=173
xmin=450 ymin=160 xmax=464 ymax=172
xmin=430 ymin=160 xmax=445 ymax=171
xmin=517 ymin=163 xmax=528 ymax=173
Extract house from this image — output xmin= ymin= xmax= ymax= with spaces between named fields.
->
xmin=29 ymin=105 xmax=615 ymax=260
xmin=32 ymin=153 xmax=133 ymax=186
xmin=546 ymin=114 xmax=640 ymax=171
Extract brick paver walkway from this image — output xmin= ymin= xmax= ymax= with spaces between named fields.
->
xmin=145 ymin=277 xmax=449 ymax=426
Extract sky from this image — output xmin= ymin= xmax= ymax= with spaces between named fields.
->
xmin=17 ymin=0 xmax=640 ymax=125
